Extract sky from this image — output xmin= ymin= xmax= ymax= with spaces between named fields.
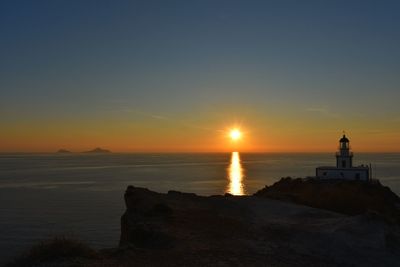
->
xmin=1 ymin=0 xmax=400 ymax=152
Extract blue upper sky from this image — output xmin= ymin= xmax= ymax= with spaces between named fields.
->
xmin=1 ymin=0 xmax=400 ymax=152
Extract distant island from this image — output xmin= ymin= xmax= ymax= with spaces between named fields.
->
xmin=84 ymin=147 xmax=111 ymax=153
xmin=55 ymin=148 xmax=111 ymax=154
xmin=56 ymin=149 xmax=71 ymax=154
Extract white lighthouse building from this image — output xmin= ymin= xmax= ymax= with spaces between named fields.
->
xmin=316 ymin=134 xmax=370 ymax=181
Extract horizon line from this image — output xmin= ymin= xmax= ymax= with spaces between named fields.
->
xmin=1 ymin=151 xmax=400 ymax=154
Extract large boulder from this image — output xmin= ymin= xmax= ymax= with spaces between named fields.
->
xmin=120 ymin=186 xmax=174 ymax=248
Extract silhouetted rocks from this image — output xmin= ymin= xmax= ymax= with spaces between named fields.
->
xmin=9 ymin=183 xmax=400 ymax=266
xmin=56 ymin=149 xmax=71 ymax=153
xmin=255 ymin=177 xmax=400 ymax=223
xmin=84 ymin=147 xmax=111 ymax=153
xmin=120 ymin=186 xmax=174 ymax=249
xmin=118 ymin=185 xmax=400 ymax=266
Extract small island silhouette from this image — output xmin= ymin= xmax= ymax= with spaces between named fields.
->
xmin=84 ymin=147 xmax=111 ymax=154
xmin=55 ymin=148 xmax=111 ymax=154
xmin=56 ymin=149 xmax=71 ymax=154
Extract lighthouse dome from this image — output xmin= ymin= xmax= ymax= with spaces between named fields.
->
xmin=340 ymin=135 xmax=349 ymax=143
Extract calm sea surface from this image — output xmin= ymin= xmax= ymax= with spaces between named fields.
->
xmin=0 ymin=153 xmax=399 ymax=263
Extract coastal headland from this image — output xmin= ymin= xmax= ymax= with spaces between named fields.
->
xmin=8 ymin=178 xmax=400 ymax=266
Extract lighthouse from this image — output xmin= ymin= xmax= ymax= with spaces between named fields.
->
xmin=336 ymin=135 xmax=353 ymax=168
xmin=316 ymin=134 xmax=370 ymax=181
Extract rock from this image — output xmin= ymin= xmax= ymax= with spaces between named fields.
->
xmin=254 ymin=177 xmax=400 ymax=223
xmin=10 ymin=184 xmax=400 ymax=266
xmin=120 ymin=186 xmax=174 ymax=249
xmin=119 ymin=185 xmax=400 ymax=266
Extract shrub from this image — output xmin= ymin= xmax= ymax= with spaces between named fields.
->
xmin=7 ymin=236 xmax=97 ymax=267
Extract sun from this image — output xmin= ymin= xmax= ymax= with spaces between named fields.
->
xmin=229 ymin=129 xmax=242 ymax=141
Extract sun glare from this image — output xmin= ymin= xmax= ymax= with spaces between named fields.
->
xmin=230 ymin=129 xmax=242 ymax=141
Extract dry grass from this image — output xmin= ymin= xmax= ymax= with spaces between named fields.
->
xmin=7 ymin=236 xmax=98 ymax=267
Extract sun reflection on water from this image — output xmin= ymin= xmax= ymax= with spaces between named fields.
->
xmin=226 ymin=152 xmax=245 ymax=195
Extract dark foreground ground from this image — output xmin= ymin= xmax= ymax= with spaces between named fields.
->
xmin=8 ymin=178 xmax=400 ymax=267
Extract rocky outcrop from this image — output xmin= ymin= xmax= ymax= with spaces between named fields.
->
xmin=120 ymin=186 xmax=174 ymax=249
xmin=255 ymin=177 xmax=400 ymax=223
xmin=8 ymin=183 xmax=400 ymax=266
xmin=120 ymin=185 xmax=400 ymax=266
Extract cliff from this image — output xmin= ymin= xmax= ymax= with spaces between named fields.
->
xmin=118 ymin=184 xmax=400 ymax=266
xmin=8 ymin=182 xmax=400 ymax=266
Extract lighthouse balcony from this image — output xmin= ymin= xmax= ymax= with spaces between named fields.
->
xmin=335 ymin=152 xmax=353 ymax=157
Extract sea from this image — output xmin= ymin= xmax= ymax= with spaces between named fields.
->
xmin=0 ymin=152 xmax=399 ymax=263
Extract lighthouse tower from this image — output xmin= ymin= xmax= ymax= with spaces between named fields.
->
xmin=336 ymin=134 xmax=353 ymax=168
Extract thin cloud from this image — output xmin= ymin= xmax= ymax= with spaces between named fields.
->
xmin=150 ymin=115 xmax=168 ymax=120
xmin=107 ymin=101 xmax=224 ymax=133
xmin=306 ymin=107 xmax=340 ymax=118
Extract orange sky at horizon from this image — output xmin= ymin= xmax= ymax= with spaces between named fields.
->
xmin=2 ymin=110 xmax=400 ymax=153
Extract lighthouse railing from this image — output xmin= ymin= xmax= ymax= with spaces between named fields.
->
xmin=335 ymin=152 xmax=353 ymax=157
